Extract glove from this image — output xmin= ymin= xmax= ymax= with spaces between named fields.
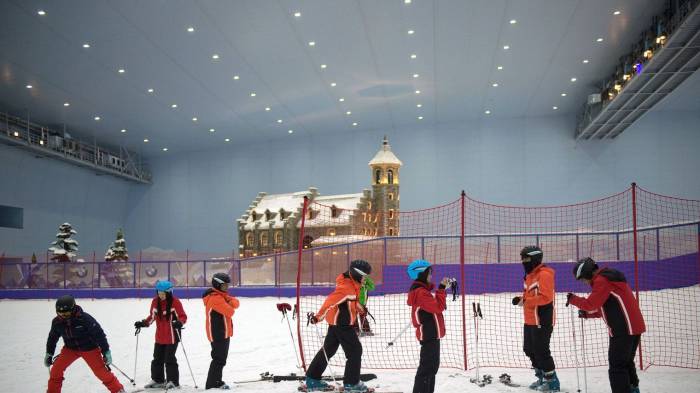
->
xmin=309 ymin=315 xmax=319 ymax=324
xmin=44 ymin=353 xmax=53 ymax=367
xmin=172 ymin=320 xmax=183 ymax=329
xmin=578 ymin=310 xmax=588 ymax=319
xmin=277 ymin=303 xmax=292 ymax=312
xmin=358 ymin=305 xmax=368 ymax=317
xmin=134 ymin=320 xmax=147 ymax=329
xmin=102 ymin=350 xmax=112 ymax=366
xmin=511 ymin=296 xmax=522 ymax=306
xmin=566 ymin=292 xmax=574 ymax=307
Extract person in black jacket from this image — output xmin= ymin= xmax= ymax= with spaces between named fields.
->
xmin=45 ymin=295 xmax=124 ymax=393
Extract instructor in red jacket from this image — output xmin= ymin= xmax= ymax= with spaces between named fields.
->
xmin=567 ymin=257 xmax=646 ymax=393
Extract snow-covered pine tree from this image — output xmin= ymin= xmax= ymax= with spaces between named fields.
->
xmin=105 ymin=228 xmax=129 ymax=261
xmin=48 ymin=222 xmax=79 ymax=262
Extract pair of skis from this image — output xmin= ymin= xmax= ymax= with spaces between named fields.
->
xmin=235 ymin=372 xmax=378 ymax=384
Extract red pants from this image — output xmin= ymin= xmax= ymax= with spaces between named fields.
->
xmin=47 ymin=347 xmax=124 ymax=393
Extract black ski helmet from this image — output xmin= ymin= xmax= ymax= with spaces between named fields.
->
xmin=349 ymin=259 xmax=372 ymax=282
xmin=573 ymin=257 xmax=598 ymax=280
xmin=212 ymin=272 xmax=231 ymax=290
xmin=55 ymin=295 xmax=75 ymax=313
xmin=520 ymin=246 xmax=543 ymax=274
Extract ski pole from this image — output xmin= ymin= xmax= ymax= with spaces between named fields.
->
xmin=308 ymin=312 xmax=340 ymax=389
xmin=472 ymin=302 xmax=480 ymax=384
xmin=580 ymin=318 xmax=588 ymax=393
xmin=110 ymin=363 xmax=135 ymax=386
xmin=569 ymin=308 xmax=581 ymax=393
xmin=277 ymin=303 xmax=303 ymax=373
xmin=133 ymin=327 xmax=140 ymax=386
xmin=386 ymin=321 xmax=413 ymax=348
xmin=175 ymin=328 xmax=199 ymax=388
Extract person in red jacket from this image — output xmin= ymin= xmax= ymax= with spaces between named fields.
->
xmin=134 ymin=280 xmax=187 ymax=389
xmin=203 ymin=272 xmax=240 ymax=390
xmin=567 ymin=257 xmax=646 ymax=393
xmin=406 ymin=259 xmax=448 ymax=393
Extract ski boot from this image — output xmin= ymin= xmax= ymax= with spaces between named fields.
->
xmin=343 ymin=381 xmax=370 ymax=392
xmin=144 ymin=380 xmax=165 ymax=389
xmin=536 ymin=371 xmax=560 ymax=392
xmin=528 ymin=369 xmax=543 ymax=390
xmin=304 ymin=377 xmax=332 ymax=392
xmin=630 ymin=386 xmax=640 ymax=393
xmin=164 ymin=381 xmax=180 ymax=389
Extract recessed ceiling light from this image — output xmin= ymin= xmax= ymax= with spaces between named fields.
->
xmin=143 ymin=138 xmax=149 ymax=143
xmin=121 ymin=129 xmax=127 ymax=133
xmin=94 ymin=116 xmax=101 ymax=121
xmin=352 ymin=122 xmax=358 ymax=126
xmin=286 ymin=129 xmax=293 ymax=134
xmin=37 ymin=10 xmax=46 ymax=16
xmin=613 ymin=10 xmax=621 ymax=15
xmin=330 ymin=82 xmax=337 ymax=87
xmin=570 ymin=77 xmax=577 ymax=82
xmin=582 ymin=59 xmax=590 ymax=64
xmin=497 ymin=65 xmax=503 ymax=70
xmin=211 ymin=54 xmax=220 ymax=60
xmin=265 ymin=107 xmax=271 ymax=111
xmin=225 ymin=138 xmax=231 ymax=142
xmin=26 ymin=84 xmax=32 ymax=89
xmin=187 ymin=26 xmax=195 ymax=32
xmin=509 ymin=19 xmax=517 ymax=24
xmin=503 ymin=45 xmax=510 ymax=50
xmin=404 ymin=0 xmax=411 ymax=4
xmin=415 ymin=90 xmax=421 ymax=94
xmin=339 ymin=98 xmax=345 ymax=102
xmin=147 ymin=88 xmax=154 ymax=93
xmin=308 ymin=41 xmax=316 ymax=46
xmin=561 ymin=93 xmax=567 ymax=97
xmin=417 ymin=116 xmax=423 ymax=120
xmin=416 ymin=103 xmax=422 ymax=108
xmin=293 ymin=11 xmax=301 ymax=17
xmin=233 ymin=75 xmax=240 ymax=80
xmin=277 ymin=119 xmax=283 ymax=123
xmin=162 ymin=148 xmax=168 ymax=152
xmin=413 ymin=73 xmax=419 ymax=78
xmin=346 ymin=111 xmax=352 ymax=115
xmin=492 ymin=83 xmax=499 ymax=87
xmin=320 ymin=64 xmax=327 ymax=69
xmin=63 ymin=102 xmax=70 ymax=107
xmin=553 ymin=106 xmax=559 ymax=110
xmin=82 ymin=43 xmax=90 ymax=49
xmin=250 ymin=92 xmax=256 ymax=97
xmin=484 ymin=110 xmax=491 ymax=114
xmin=410 ymin=54 xmax=417 ymax=59
xmin=118 ymin=68 xmax=125 ymax=74
xmin=596 ymin=38 xmax=604 ymax=42
xmin=192 ymin=117 xmax=198 ymax=122
xmin=209 ymin=128 xmax=215 ymax=132
xmin=408 ymin=30 xmax=415 ymax=35
xmin=171 ymin=104 xmax=178 ymax=108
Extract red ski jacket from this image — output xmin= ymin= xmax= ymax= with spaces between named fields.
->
xmin=569 ymin=268 xmax=646 ymax=337
xmin=143 ymin=296 xmax=187 ymax=344
xmin=407 ymin=281 xmax=446 ymax=341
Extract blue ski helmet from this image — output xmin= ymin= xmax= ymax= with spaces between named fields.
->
xmin=155 ymin=280 xmax=173 ymax=292
xmin=407 ymin=259 xmax=431 ymax=280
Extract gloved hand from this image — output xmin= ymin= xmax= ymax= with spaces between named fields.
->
xmin=172 ymin=320 xmax=183 ymax=329
xmin=102 ymin=350 xmax=112 ymax=366
xmin=134 ymin=320 xmax=147 ymax=329
xmin=511 ymin=296 xmax=522 ymax=306
xmin=566 ymin=292 xmax=574 ymax=307
xmin=309 ymin=315 xmax=319 ymax=324
xmin=578 ymin=310 xmax=588 ymax=319
xmin=358 ymin=305 xmax=368 ymax=317
xmin=44 ymin=353 xmax=53 ymax=367
xmin=439 ymin=277 xmax=451 ymax=288
xmin=276 ymin=303 xmax=292 ymax=312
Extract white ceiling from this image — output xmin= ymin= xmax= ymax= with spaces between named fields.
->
xmin=3 ymin=0 xmax=690 ymax=157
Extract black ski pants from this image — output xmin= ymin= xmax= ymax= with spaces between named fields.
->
xmin=205 ymin=338 xmax=230 ymax=389
xmin=151 ymin=342 xmax=179 ymax=385
xmin=306 ymin=325 xmax=363 ymax=386
xmin=609 ymin=334 xmax=641 ymax=393
xmin=523 ymin=325 xmax=555 ymax=373
xmin=412 ymin=339 xmax=440 ymax=393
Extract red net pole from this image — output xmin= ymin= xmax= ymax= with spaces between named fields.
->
xmin=631 ymin=182 xmax=644 ymax=369
xmin=296 ymin=196 xmax=310 ymax=371
xmin=460 ymin=191 xmax=468 ymax=370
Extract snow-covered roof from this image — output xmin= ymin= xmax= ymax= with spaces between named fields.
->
xmin=311 ymin=235 xmax=376 ymax=246
xmin=368 ymin=136 xmax=402 ymax=167
xmin=240 ymin=189 xmax=316 ymax=230
xmin=301 ymin=193 xmax=365 ymax=228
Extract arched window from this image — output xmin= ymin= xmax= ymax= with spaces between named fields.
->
xmin=375 ymin=169 xmax=382 ymax=184
xmin=274 ymin=231 xmax=283 ymax=245
xmin=302 ymin=235 xmax=314 ymax=249
xmin=327 ymin=228 xmax=336 ymax=236
xmin=388 ymin=209 xmax=394 ymax=219
xmin=245 ymin=232 xmax=253 ymax=247
xmin=260 ymin=232 xmax=269 ymax=247
xmin=387 ymin=169 xmax=394 ymax=184
xmin=388 ymin=227 xmax=395 ymax=236
xmin=308 ymin=209 xmax=313 ymax=219
xmin=388 ymin=193 xmax=394 ymax=201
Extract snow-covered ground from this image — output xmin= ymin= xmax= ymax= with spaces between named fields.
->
xmin=1 ymin=296 xmax=698 ymax=393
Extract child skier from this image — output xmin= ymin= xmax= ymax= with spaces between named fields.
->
xmin=203 ymin=272 xmax=240 ymax=390
xmin=567 ymin=257 xmax=646 ymax=393
xmin=44 ymin=295 xmax=125 ymax=393
xmin=304 ymin=259 xmax=372 ymax=392
xmin=134 ymin=280 xmax=188 ymax=389
xmin=406 ymin=259 xmax=449 ymax=393
xmin=511 ymin=246 xmax=560 ymax=391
